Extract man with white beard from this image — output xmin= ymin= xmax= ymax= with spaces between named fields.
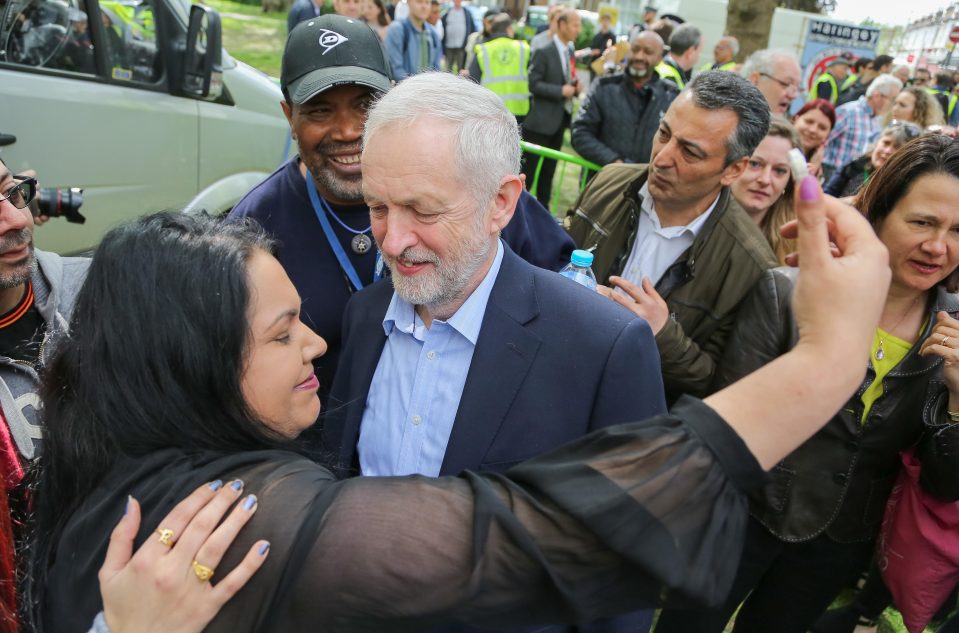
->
xmin=572 ymin=31 xmax=678 ymax=166
xmin=324 ymin=76 xmax=666 ymax=633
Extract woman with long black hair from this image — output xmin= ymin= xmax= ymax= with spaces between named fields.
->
xmin=29 ymin=176 xmax=888 ymax=633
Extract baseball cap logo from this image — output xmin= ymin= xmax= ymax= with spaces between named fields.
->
xmin=318 ymin=29 xmax=348 ymax=55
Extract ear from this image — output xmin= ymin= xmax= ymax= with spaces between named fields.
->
xmin=487 ymin=175 xmax=522 ymax=234
xmin=748 ymin=71 xmax=760 ymax=86
xmin=281 ymin=101 xmax=295 ymax=134
xmin=719 ymin=156 xmax=748 ymax=186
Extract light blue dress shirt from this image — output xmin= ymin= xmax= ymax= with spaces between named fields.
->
xmin=358 ymin=241 xmax=505 ymax=477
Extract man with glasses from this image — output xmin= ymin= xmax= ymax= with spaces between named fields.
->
xmin=741 ymin=48 xmax=800 ymax=116
xmin=822 ymin=73 xmax=902 ymax=181
xmin=0 ymin=158 xmax=88 ymax=547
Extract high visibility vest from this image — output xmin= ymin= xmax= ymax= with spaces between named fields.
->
xmin=814 ymin=73 xmax=839 ymax=104
xmin=477 ymin=38 xmax=531 ymax=117
xmin=699 ymin=61 xmax=736 ymax=72
xmin=926 ymin=87 xmax=958 ymax=119
xmin=840 ymin=73 xmax=858 ymax=92
xmin=656 ymin=62 xmax=684 ymax=89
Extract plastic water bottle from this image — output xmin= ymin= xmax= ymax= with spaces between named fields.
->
xmin=559 ymin=249 xmax=597 ymax=290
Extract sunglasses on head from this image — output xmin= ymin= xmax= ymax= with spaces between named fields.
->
xmin=886 ymin=120 xmax=922 ymax=139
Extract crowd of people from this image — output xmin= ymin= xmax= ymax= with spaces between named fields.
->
xmin=0 ymin=4 xmax=958 ymax=633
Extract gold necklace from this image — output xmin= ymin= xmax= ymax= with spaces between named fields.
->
xmin=875 ymin=294 xmax=922 ymax=361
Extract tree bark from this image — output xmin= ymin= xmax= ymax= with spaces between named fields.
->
xmin=725 ymin=0 xmax=777 ymax=61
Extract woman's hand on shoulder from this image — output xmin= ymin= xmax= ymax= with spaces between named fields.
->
xmin=99 ymin=480 xmax=269 ymax=633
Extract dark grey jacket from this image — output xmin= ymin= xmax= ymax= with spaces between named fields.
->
xmin=1 ymin=250 xmax=89 ymax=460
xmin=571 ymin=73 xmax=678 ymax=166
xmin=523 ymin=41 xmax=569 ymax=136
xmin=716 ymin=267 xmax=959 ymax=543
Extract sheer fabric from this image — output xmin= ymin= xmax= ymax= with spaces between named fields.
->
xmin=43 ymin=397 xmax=764 ymax=633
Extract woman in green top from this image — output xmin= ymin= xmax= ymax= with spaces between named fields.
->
xmin=654 ymin=133 xmax=959 ymax=633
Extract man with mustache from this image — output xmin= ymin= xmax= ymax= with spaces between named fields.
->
xmin=0 ymin=159 xmax=88 ymax=544
xmin=571 ymin=31 xmax=677 ymax=166
xmin=323 ymin=72 xmax=665 ymax=633
xmin=566 ymin=71 xmax=777 ymax=404
xmin=228 ymin=16 xmax=574 ymax=409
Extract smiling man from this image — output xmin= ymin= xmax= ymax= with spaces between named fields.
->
xmin=229 ymin=16 xmax=574 ymax=409
xmin=323 ymin=72 xmax=665 ymax=633
xmin=571 ymin=31 xmax=678 ymax=166
xmin=566 ymin=71 xmax=777 ymax=403
xmin=0 ymin=159 xmax=88 ymax=548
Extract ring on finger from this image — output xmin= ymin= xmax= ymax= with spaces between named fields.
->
xmin=943 ymin=336 xmax=952 ymax=346
xmin=191 ymin=559 xmax=215 ymax=582
xmin=155 ymin=528 xmax=175 ymax=547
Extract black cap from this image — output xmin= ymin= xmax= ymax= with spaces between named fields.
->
xmin=281 ymin=15 xmax=393 ymax=105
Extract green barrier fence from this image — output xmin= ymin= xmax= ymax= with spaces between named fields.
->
xmin=520 ymin=141 xmax=601 ymax=214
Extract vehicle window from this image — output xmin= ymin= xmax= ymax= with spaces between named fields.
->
xmin=0 ymin=0 xmax=97 ymax=73
xmin=98 ymin=0 xmax=161 ymax=83
xmin=0 ymin=0 xmax=162 ymax=82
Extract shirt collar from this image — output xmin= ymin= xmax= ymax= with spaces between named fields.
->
xmin=382 ymin=240 xmax=505 ymax=345
xmin=638 ymin=181 xmax=720 ymax=237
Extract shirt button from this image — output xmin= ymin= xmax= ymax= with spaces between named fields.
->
xmin=427 ymin=351 xmax=436 ymax=360
xmin=411 ymin=415 xmax=422 ymax=426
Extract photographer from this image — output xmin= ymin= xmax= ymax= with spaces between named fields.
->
xmin=0 ymin=159 xmax=89 ymax=554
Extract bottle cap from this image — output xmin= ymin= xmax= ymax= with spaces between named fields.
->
xmin=570 ymin=249 xmax=594 ymax=267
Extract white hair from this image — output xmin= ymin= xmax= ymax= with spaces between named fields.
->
xmin=866 ymin=73 xmax=903 ymax=97
xmin=363 ymin=72 xmax=521 ymax=208
xmin=740 ymin=48 xmax=797 ymax=80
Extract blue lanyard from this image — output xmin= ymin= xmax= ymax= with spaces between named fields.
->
xmin=305 ymin=174 xmax=382 ymax=292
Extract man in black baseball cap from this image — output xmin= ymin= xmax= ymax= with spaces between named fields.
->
xmin=229 ymin=15 xmax=573 ymax=413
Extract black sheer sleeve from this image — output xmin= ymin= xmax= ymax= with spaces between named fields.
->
xmin=203 ymin=397 xmax=765 ymax=633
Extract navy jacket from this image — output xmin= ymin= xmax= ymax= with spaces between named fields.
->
xmin=323 ymin=245 xmax=666 ymax=633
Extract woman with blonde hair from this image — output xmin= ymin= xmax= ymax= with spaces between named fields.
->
xmin=730 ymin=117 xmax=801 ymax=264
xmin=887 ymin=85 xmax=945 ymax=130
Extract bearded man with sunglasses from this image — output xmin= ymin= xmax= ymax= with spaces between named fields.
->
xmin=0 ymin=159 xmax=89 ymax=543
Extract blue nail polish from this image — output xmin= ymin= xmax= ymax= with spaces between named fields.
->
xmin=258 ymin=542 xmax=270 ymax=556
xmin=124 ymin=495 xmax=131 ymax=515
xmin=230 ymin=479 xmax=244 ymax=492
xmin=208 ymin=480 xmax=223 ymax=491
xmin=243 ymin=494 xmax=257 ymax=511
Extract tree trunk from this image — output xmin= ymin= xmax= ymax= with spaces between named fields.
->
xmin=726 ymin=0 xmax=777 ymax=61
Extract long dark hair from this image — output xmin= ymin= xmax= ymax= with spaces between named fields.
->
xmin=853 ymin=134 xmax=959 ymax=290
xmin=27 ymin=213 xmax=283 ymax=624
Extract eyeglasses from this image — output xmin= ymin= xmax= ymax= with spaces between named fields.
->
xmin=0 ymin=176 xmax=37 ymax=210
xmin=759 ymin=72 xmax=799 ymax=92
xmin=886 ymin=120 xmax=922 ymax=139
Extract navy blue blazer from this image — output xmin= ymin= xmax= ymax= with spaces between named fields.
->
xmin=323 ymin=244 xmax=666 ymax=476
xmin=322 ymin=245 xmax=666 ymax=633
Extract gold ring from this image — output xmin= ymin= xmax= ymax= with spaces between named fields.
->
xmin=943 ymin=336 xmax=952 ymax=346
xmin=155 ymin=528 xmax=175 ymax=547
xmin=192 ymin=560 xmax=215 ymax=582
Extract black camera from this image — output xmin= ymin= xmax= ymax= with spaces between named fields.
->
xmin=37 ymin=187 xmax=85 ymax=224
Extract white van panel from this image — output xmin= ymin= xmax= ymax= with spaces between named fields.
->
xmin=2 ymin=69 xmax=198 ymax=254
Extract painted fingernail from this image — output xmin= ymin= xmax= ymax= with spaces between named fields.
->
xmin=230 ymin=479 xmax=244 ymax=492
xmin=799 ymin=175 xmax=820 ymax=202
xmin=208 ymin=480 xmax=223 ymax=491
xmin=124 ymin=495 xmax=132 ymax=515
xmin=258 ymin=542 xmax=270 ymax=556
xmin=242 ymin=494 xmax=257 ymax=511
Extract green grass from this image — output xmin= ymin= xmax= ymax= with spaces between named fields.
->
xmin=201 ymin=0 xmax=285 ymax=77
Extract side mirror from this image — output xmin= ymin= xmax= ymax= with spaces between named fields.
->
xmin=181 ymin=5 xmax=222 ymax=98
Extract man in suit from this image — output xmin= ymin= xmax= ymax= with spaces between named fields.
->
xmin=521 ymin=8 xmax=581 ymax=208
xmin=324 ymin=72 xmax=665 ymax=633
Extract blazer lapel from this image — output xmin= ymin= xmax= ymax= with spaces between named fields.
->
xmin=336 ymin=286 xmax=392 ymax=470
xmin=439 ymin=249 xmax=542 ymax=476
